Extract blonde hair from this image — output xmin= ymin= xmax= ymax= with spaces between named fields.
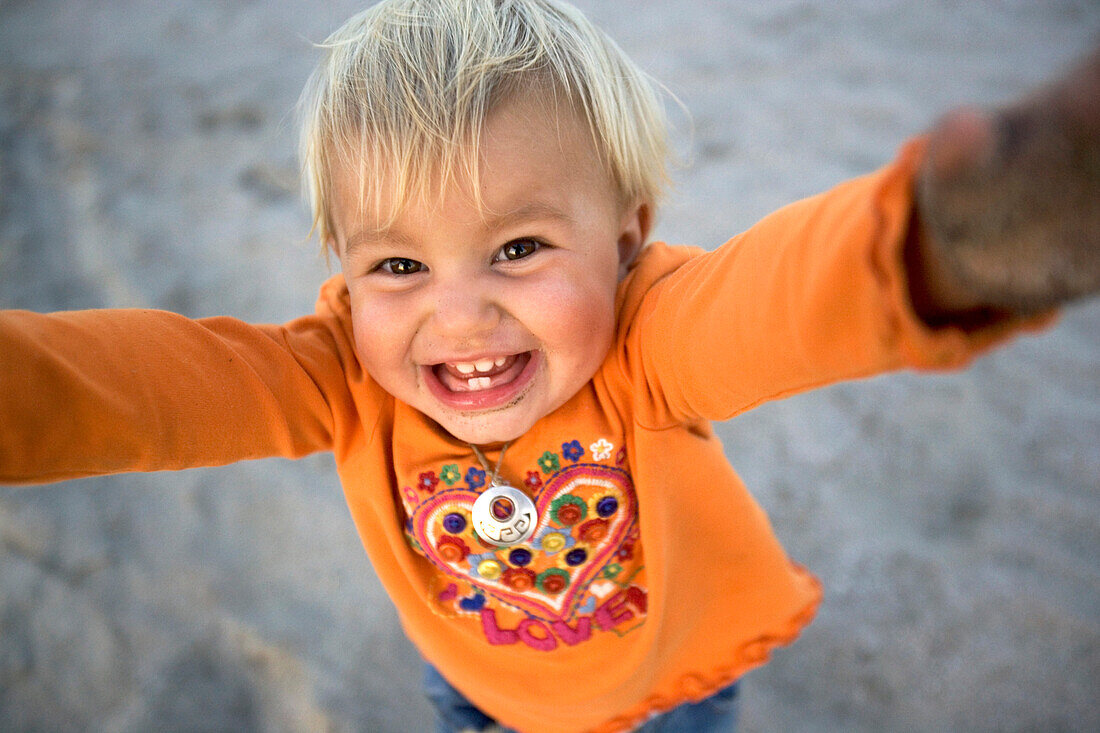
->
xmin=298 ymin=0 xmax=669 ymax=247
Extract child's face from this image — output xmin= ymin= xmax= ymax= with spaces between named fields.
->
xmin=331 ymin=94 xmax=649 ymax=445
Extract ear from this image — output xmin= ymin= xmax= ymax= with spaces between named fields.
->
xmin=617 ymin=200 xmax=652 ymax=278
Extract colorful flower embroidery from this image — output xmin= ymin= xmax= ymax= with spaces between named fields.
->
xmin=578 ymin=518 xmax=610 ymax=542
xmin=467 ymin=551 xmax=494 ymax=571
xmin=562 ymin=440 xmax=584 ymax=462
xmin=465 ymin=466 xmax=486 ymax=490
xmin=524 ymin=471 xmax=543 ymax=490
xmin=436 ymin=536 xmax=470 ymax=562
xmin=402 ymin=486 xmax=417 ymax=504
xmin=537 ymin=568 xmax=570 ymax=594
xmin=477 ymin=558 xmax=503 ymax=581
xmin=595 ymin=494 xmax=619 ymax=518
xmin=590 ymin=438 xmax=614 ymax=461
xmin=508 ymin=547 xmax=532 ymax=567
xmin=533 ymin=527 xmax=574 ymax=555
xmin=418 ymin=471 xmax=439 ymax=493
xmin=538 ymin=451 xmax=560 ymax=474
xmin=564 ymin=548 xmax=588 ymax=566
xmin=440 ymin=464 xmax=461 ymax=485
xmin=442 ymin=512 xmax=467 ymax=534
xmin=468 ymin=551 xmax=505 ymax=580
xmin=550 ymin=494 xmax=587 ymax=526
xmin=502 ymin=567 xmax=536 ymax=591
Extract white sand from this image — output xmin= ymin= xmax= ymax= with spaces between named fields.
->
xmin=1 ymin=1 xmax=1097 ymax=730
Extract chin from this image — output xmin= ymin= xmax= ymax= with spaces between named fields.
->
xmin=437 ymin=411 xmax=535 ymax=446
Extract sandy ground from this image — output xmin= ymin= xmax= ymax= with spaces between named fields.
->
xmin=1 ymin=1 xmax=1098 ymax=731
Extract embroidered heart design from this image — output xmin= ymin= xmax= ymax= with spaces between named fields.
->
xmin=412 ymin=464 xmax=636 ymax=621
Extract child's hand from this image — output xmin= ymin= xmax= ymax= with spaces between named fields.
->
xmin=909 ymin=47 xmax=1100 ymax=323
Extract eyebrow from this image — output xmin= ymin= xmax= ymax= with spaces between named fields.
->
xmin=342 ymin=227 xmax=414 ymax=263
xmin=342 ymin=201 xmax=575 ymax=261
xmin=483 ymin=201 xmax=576 ymax=230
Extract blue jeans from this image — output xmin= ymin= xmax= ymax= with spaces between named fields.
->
xmin=423 ymin=664 xmax=739 ymax=732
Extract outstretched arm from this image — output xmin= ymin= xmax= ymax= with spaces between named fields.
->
xmin=0 ymin=292 xmax=367 ymax=485
xmin=908 ymin=48 xmax=1100 ymax=325
xmin=621 ymin=55 xmax=1099 ymax=426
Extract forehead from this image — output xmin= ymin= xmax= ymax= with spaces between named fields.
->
xmin=330 ymin=92 xmax=618 ymax=243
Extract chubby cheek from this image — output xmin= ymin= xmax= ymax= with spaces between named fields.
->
xmin=526 ymin=273 xmax=617 ymax=375
xmin=348 ymin=296 xmax=417 ymax=395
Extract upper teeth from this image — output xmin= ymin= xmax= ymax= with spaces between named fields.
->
xmin=453 ymin=357 xmax=506 ymax=375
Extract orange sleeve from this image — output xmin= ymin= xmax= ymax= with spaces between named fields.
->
xmin=0 ymin=278 xmax=372 ymax=484
xmin=623 ymin=138 xmax=1053 ymax=425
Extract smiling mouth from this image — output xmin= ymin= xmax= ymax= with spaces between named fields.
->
xmin=433 ymin=352 xmax=528 ymax=391
xmin=425 ymin=351 xmax=537 ymax=409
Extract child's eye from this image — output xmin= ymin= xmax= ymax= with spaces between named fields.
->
xmin=496 ymin=239 xmax=541 ymax=262
xmin=377 ymin=257 xmax=424 ymax=275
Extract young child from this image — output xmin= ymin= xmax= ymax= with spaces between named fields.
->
xmin=2 ymin=1 xmax=1097 ymax=731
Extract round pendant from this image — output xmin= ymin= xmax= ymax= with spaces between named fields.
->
xmin=472 ymin=484 xmax=538 ymax=547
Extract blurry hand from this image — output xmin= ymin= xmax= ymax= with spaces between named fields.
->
xmin=910 ymin=47 xmax=1100 ymax=321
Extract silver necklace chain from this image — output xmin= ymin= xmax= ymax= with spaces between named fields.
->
xmin=469 ymin=441 xmax=512 ymax=487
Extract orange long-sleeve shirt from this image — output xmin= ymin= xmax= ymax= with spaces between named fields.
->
xmin=0 ymin=140 xmax=1046 ymax=731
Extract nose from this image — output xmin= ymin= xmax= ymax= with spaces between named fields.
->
xmin=427 ymin=275 xmax=503 ymax=341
